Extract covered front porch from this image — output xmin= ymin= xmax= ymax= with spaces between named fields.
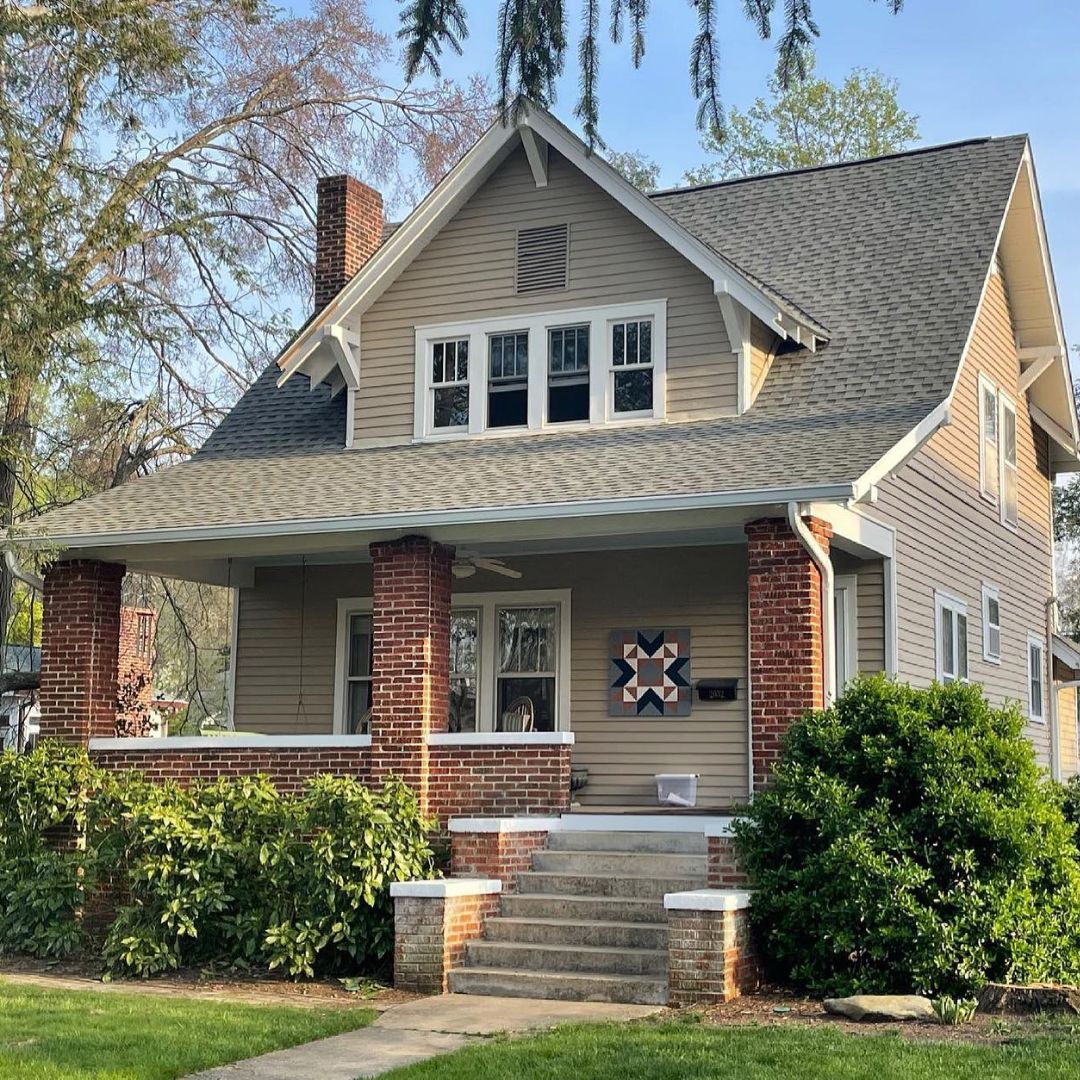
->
xmin=34 ymin=498 xmax=895 ymax=824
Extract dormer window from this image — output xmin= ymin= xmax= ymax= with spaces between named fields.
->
xmin=413 ymin=299 xmax=666 ymax=441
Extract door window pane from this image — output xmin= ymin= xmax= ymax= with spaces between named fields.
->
xmin=497 ymin=606 xmax=557 ymax=732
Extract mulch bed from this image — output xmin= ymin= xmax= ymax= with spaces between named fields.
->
xmin=0 ymin=955 xmax=415 ymax=1009
xmin=697 ymin=988 xmax=1080 ymax=1046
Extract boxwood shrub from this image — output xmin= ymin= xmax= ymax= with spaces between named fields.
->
xmin=733 ymin=676 xmax=1080 ymax=997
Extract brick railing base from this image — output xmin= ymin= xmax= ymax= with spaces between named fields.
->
xmin=391 ymin=880 xmax=502 ymax=993
xmin=449 ymin=820 xmax=555 ymax=887
xmin=707 ymin=835 xmax=750 ymax=889
xmin=665 ymin=890 xmax=761 ymax=1005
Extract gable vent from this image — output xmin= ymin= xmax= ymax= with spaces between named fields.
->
xmin=516 ymin=224 xmax=569 ymax=293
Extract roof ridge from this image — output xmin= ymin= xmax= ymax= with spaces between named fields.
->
xmin=648 ymin=134 xmax=1029 ymax=198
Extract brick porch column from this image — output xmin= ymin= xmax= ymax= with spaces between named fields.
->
xmin=39 ymin=559 xmax=125 ymax=745
xmin=745 ymin=517 xmax=832 ymax=790
xmin=369 ymin=536 xmax=453 ymax=811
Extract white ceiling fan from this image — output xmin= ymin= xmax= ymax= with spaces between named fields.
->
xmin=452 ymin=551 xmax=522 ymax=580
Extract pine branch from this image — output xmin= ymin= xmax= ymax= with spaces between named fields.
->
xmin=628 ymin=0 xmax=648 ymax=66
xmin=575 ymin=0 xmax=601 ymax=147
xmin=398 ymin=0 xmax=470 ymax=80
xmin=776 ymin=0 xmax=819 ymax=88
xmin=689 ymin=0 xmax=724 ymax=136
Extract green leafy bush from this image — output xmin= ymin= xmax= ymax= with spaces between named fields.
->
xmin=90 ymin=772 xmax=434 ymax=977
xmin=734 ymin=676 xmax=1080 ymax=997
xmin=0 ymin=743 xmax=96 ymax=957
xmin=1061 ymin=775 xmax=1080 ymax=830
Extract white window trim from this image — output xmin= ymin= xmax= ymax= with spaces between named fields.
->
xmin=977 ymin=373 xmax=998 ymax=504
xmin=981 ymin=582 xmax=1001 ymax=664
xmin=998 ymin=391 xmax=1019 ymax=530
xmin=834 ymin=573 xmax=859 ymax=691
xmin=413 ymin=300 xmax=667 ymax=441
xmin=1027 ymin=631 xmax=1047 ymax=724
xmin=334 ymin=590 xmax=572 ymax=734
xmin=333 ymin=597 xmax=372 ymax=735
xmin=934 ymin=589 xmax=969 ymax=684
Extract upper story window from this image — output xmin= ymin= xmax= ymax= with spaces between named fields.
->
xmin=1000 ymin=393 xmax=1018 ymax=527
xmin=935 ymin=590 xmax=968 ymax=684
xmin=978 ymin=375 xmax=998 ymax=500
xmin=548 ymin=325 xmax=590 ymax=423
xmin=431 ymin=338 xmax=470 ymax=430
xmin=611 ymin=320 xmax=654 ymax=414
xmin=981 ymin=582 xmax=1001 ymax=663
xmin=1027 ymin=633 xmax=1045 ymax=722
xmin=413 ymin=300 xmax=667 ymax=441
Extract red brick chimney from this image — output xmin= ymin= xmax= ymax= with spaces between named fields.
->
xmin=314 ymin=176 xmax=383 ymax=314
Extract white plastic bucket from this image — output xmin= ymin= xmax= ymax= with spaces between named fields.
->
xmin=655 ymin=773 xmax=698 ymax=808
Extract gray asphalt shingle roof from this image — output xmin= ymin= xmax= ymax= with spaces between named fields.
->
xmin=26 ymin=136 xmax=1027 ymax=543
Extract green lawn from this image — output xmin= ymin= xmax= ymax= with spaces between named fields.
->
xmin=0 ymin=979 xmax=374 ymax=1080
xmin=387 ymin=1019 xmax=1080 ymax=1080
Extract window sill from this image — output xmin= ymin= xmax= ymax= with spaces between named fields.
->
xmin=414 ymin=414 xmax=665 ymax=445
xmin=89 ymin=735 xmax=373 ymax=751
xmin=428 ymin=731 xmax=575 ymax=747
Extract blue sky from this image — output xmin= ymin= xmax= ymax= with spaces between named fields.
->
xmin=371 ymin=0 xmax=1080 ymax=362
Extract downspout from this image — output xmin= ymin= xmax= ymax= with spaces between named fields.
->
xmin=4 ymin=550 xmax=43 ymax=592
xmin=787 ymin=502 xmax=836 ymax=706
xmin=1047 ymin=595 xmax=1061 ymax=782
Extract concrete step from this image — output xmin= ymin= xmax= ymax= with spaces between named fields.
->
xmin=546 ymin=829 xmax=708 ymax=855
xmin=484 ymin=916 xmax=668 ymax=950
xmin=466 ymin=938 xmax=667 ymax=976
xmin=516 ymin=871 xmax=704 ymax=899
xmin=448 ymin=966 xmax=668 ymax=1005
xmin=531 ymin=850 xmax=708 ymax=877
xmin=500 ymin=893 xmax=666 ymax=924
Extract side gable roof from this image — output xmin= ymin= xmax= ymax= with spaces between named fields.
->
xmin=277 ymin=101 xmax=829 ymax=391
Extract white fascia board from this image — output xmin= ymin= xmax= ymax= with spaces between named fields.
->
xmin=33 ymin=482 xmax=856 ymax=550
xmin=89 ymin=735 xmax=373 ymax=750
xmin=852 ymin=400 xmax=953 ymax=501
xmin=1030 ymin=403 xmax=1080 ymax=463
xmin=1053 ymin=633 xmax=1080 ymax=673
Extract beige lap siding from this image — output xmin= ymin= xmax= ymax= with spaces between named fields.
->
xmin=1059 ymin=685 xmax=1079 ymax=780
xmin=231 ymin=546 xmax=750 ymax=807
xmin=867 ymin=266 xmax=1055 ymax=764
xmin=352 ymin=145 xmax=736 ymax=445
xmin=832 ymin=551 xmax=887 ymax=675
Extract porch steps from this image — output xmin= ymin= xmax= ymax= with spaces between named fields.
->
xmin=447 ymin=829 xmax=708 ymax=1005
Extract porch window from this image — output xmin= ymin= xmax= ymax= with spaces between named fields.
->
xmin=1028 ymin=634 xmax=1045 ymax=722
xmin=999 ymin=395 xmax=1018 ymax=527
xmin=935 ymin=591 xmax=968 ymax=684
xmin=345 ymin=612 xmax=374 ymax=735
xmin=982 ymin=583 xmax=1001 ymax=663
xmin=611 ymin=319 xmax=654 ymax=414
xmin=978 ymin=374 xmax=998 ymax=501
xmin=449 ymin=609 xmax=479 ymax=733
xmin=488 ymin=331 xmax=529 ymax=428
xmin=547 ymin=325 xmax=589 ymax=423
xmin=430 ymin=338 xmax=470 ymax=430
xmin=496 ymin=605 xmax=558 ymax=731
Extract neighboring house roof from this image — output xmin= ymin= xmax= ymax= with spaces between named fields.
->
xmin=18 ymin=130 xmax=1051 ymax=546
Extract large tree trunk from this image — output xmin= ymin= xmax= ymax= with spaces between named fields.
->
xmin=0 ymin=363 xmax=38 ymax=647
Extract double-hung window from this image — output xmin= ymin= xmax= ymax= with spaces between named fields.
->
xmin=999 ymin=394 xmax=1018 ymax=527
xmin=335 ymin=605 xmax=374 ymax=735
xmin=547 ymin=325 xmax=590 ymax=423
xmin=935 ymin=591 xmax=968 ymax=684
xmin=610 ymin=318 xmax=654 ymax=415
xmin=488 ymin=331 xmax=529 ymax=428
xmin=979 ymin=375 xmax=999 ymax=501
xmin=496 ymin=605 xmax=559 ymax=731
xmin=1027 ymin=633 xmax=1046 ymax=722
xmin=430 ymin=338 xmax=470 ymax=430
xmin=981 ymin=583 xmax=1001 ymax=663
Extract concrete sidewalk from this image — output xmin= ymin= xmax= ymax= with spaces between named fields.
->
xmin=187 ymin=993 xmax=663 ymax=1079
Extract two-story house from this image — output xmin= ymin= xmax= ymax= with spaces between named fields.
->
xmin=21 ymin=102 xmax=1080 ymax=1004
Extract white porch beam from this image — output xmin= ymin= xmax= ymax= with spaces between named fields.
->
xmin=520 ymin=127 xmax=548 ymax=188
xmin=805 ymin=502 xmax=895 ymax=560
xmin=1017 ymin=345 xmax=1063 ymax=362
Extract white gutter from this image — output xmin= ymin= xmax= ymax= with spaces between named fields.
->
xmin=22 ymin=483 xmax=856 ymax=551
xmin=4 ymin=550 xmax=43 ymax=592
xmin=787 ymin=501 xmax=836 ymax=706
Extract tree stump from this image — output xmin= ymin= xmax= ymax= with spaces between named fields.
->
xmin=977 ymin=983 xmax=1080 ymax=1015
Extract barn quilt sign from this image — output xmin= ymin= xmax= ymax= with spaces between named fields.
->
xmin=609 ymin=628 xmax=692 ymax=717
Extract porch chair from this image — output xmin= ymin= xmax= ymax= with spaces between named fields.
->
xmin=499 ymin=695 xmax=535 ymax=732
